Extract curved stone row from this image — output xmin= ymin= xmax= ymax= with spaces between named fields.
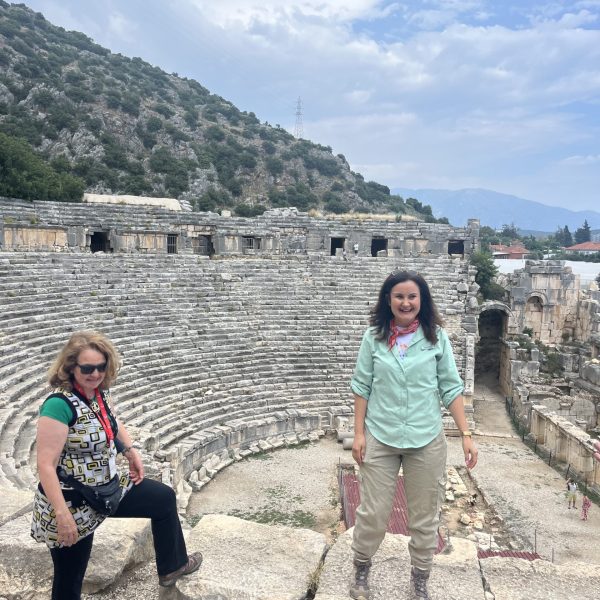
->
xmin=0 ymin=252 xmax=472 ymax=492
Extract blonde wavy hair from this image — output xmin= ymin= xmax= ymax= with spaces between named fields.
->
xmin=48 ymin=331 xmax=121 ymax=391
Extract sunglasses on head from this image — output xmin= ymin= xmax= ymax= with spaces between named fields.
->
xmin=77 ymin=363 xmax=107 ymax=375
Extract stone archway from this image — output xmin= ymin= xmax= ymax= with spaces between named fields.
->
xmin=525 ymin=294 xmax=544 ymax=341
xmin=476 ymin=303 xmax=511 ymax=383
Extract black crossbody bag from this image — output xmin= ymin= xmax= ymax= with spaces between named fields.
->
xmin=57 ymin=467 xmax=122 ymax=515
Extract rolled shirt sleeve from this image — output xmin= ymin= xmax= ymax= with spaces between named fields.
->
xmin=436 ymin=329 xmax=464 ymax=408
xmin=350 ymin=329 xmax=375 ymax=400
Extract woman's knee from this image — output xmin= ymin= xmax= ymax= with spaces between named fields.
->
xmin=147 ymin=480 xmax=178 ymax=511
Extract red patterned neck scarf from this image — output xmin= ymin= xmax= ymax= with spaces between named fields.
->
xmin=388 ymin=319 xmax=420 ymax=350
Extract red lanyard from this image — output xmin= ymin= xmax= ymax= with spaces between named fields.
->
xmin=74 ymin=384 xmax=114 ymax=443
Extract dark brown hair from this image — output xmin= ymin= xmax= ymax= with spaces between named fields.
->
xmin=369 ymin=271 xmax=443 ymax=344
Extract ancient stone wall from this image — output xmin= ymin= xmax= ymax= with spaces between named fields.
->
xmin=0 ymin=198 xmax=480 ymax=258
xmin=574 ymin=291 xmax=600 ymax=349
xmin=1 ymin=224 xmax=68 ymax=251
xmin=531 ymin=406 xmax=599 ymax=488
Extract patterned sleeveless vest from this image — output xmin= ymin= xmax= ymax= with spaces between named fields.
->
xmin=57 ymin=388 xmax=118 ymax=485
xmin=31 ymin=387 xmax=131 ymax=547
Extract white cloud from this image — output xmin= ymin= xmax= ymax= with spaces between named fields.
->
xmin=344 ymin=89 xmax=373 ymax=104
xmin=561 ymin=154 xmax=600 ymax=165
xmin=107 ymin=12 xmax=137 ymax=40
xmin=188 ymin=0 xmax=388 ymax=29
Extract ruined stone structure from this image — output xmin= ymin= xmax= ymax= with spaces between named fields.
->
xmin=504 ymin=260 xmax=579 ymax=345
xmin=3 ymin=199 xmax=600 ymax=597
xmin=531 ymin=406 xmax=600 ymax=488
xmin=483 ymin=261 xmax=600 ymax=492
xmin=0 ymin=198 xmax=479 ymax=258
xmin=0 ymin=198 xmax=480 ymax=503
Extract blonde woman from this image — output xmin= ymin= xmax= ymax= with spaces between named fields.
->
xmin=31 ymin=331 xmax=201 ymax=599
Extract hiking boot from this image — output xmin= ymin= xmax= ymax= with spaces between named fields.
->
xmin=158 ymin=552 xmax=202 ymax=587
xmin=349 ymin=558 xmax=371 ymax=600
xmin=409 ymin=566 xmax=431 ymax=599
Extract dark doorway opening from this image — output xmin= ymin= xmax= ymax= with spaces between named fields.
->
xmin=193 ymin=235 xmax=215 ymax=256
xmin=330 ymin=237 xmax=345 ymax=256
xmin=242 ymin=236 xmax=262 ymax=252
xmin=448 ymin=240 xmax=464 ymax=255
xmin=475 ymin=310 xmax=505 ymax=380
xmin=90 ymin=232 xmax=111 ymax=253
xmin=371 ymin=237 xmax=388 ymax=256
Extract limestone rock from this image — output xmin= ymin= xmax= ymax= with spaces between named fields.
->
xmin=177 ymin=514 xmax=327 ymax=599
xmin=84 ymin=518 xmax=154 ymax=593
xmin=481 ymin=556 xmax=600 ymax=599
xmin=0 ymin=514 xmax=153 ymax=598
xmin=0 ymin=488 xmax=32 ymax=523
xmin=459 ymin=513 xmax=472 ymax=525
xmin=315 ymin=529 xmax=481 ymax=600
xmin=0 ymin=515 xmax=53 ymax=600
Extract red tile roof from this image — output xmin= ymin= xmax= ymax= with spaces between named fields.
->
xmin=564 ymin=242 xmax=600 ymax=251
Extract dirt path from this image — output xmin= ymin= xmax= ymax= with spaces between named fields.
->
xmin=456 ymin=374 xmax=600 ymax=565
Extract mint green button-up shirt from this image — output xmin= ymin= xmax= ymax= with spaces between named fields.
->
xmin=351 ymin=325 xmax=464 ymax=449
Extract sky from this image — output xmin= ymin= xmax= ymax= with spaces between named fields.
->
xmin=19 ymin=1 xmax=600 ymax=211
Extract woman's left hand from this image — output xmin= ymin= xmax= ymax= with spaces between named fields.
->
xmin=126 ymin=448 xmax=145 ymax=484
xmin=462 ymin=437 xmax=478 ymax=470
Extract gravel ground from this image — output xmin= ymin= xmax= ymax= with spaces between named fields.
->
xmin=186 ymin=437 xmax=349 ymax=537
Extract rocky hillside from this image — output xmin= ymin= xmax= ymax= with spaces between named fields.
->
xmin=0 ymin=2 xmax=440 ymax=220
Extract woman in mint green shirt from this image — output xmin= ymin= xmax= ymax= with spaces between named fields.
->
xmin=348 ymin=271 xmax=478 ymax=600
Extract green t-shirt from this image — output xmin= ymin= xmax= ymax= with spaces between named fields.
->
xmin=39 ymin=396 xmax=75 ymax=425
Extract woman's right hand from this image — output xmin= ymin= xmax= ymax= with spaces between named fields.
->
xmin=55 ymin=509 xmax=78 ymax=547
xmin=352 ymin=432 xmax=366 ymax=465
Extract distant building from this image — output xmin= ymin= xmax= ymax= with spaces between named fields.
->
xmin=563 ymin=241 xmax=600 ymax=255
xmin=490 ymin=244 xmax=530 ymax=259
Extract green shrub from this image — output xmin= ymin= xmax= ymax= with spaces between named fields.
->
xmin=205 ymin=125 xmax=225 ymax=142
xmin=235 ymin=203 xmax=266 ymax=217
xmin=0 ymin=131 xmax=85 ymax=201
xmin=470 ymin=251 xmax=505 ymax=300
xmin=153 ymin=103 xmax=174 ymax=118
xmin=265 ymin=157 xmax=284 ymax=176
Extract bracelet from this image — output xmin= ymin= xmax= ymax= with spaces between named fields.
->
xmin=461 ymin=430 xmax=472 ymax=437
xmin=122 ymin=445 xmax=134 ymax=454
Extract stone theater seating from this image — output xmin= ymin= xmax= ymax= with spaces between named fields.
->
xmin=0 ymin=251 xmax=471 ymax=494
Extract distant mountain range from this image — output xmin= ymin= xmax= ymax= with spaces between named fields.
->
xmin=392 ymin=187 xmax=600 ymax=233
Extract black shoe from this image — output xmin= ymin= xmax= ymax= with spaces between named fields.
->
xmin=349 ymin=558 xmax=371 ymax=599
xmin=410 ymin=566 xmax=431 ymax=599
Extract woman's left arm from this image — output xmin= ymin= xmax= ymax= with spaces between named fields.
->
xmin=448 ymin=396 xmax=478 ymax=470
xmin=116 ymin=419 xmax=144 ymax=484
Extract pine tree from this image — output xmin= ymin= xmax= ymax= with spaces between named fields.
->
xmin=574 ymin=220 xmax=591 ymax=244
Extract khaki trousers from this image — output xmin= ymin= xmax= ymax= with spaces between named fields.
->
xmin=351 ymin=428 xmax=447 ymax=571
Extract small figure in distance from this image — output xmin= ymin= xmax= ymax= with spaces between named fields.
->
xmin=566 ymin=477 xmax=578 ymax=509
xmin=581 ymin=494 xmax=591 ymax=521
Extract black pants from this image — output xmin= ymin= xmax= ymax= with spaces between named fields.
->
xmin=49 ymin=478 xmax=188 ymax=600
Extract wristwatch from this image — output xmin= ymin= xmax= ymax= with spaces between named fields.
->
xmin=461 ymin=430 xmax=472 ymax=437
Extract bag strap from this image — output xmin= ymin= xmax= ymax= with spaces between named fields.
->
xmin=56 ymin=467 xmax=86 ymax=492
